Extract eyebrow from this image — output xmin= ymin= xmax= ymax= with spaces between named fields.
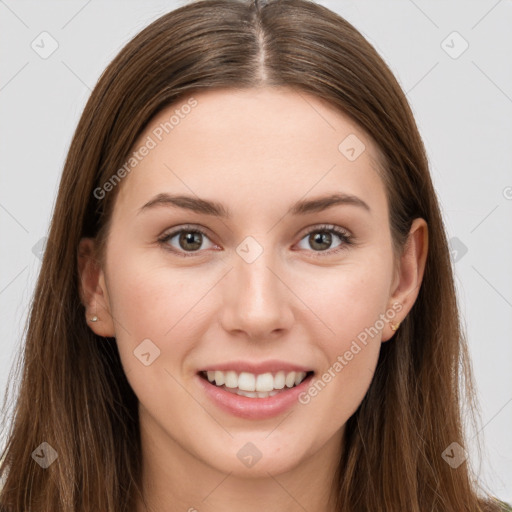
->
xmin=138 ymin=192 xmax=371 ymax=218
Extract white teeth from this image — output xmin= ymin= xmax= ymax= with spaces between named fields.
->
xmin=224 ymin=371 xmax=238 ymax=388
xmin=255 ymin=373 xmax=274 ymax=392
xmin=228 ymin=387 xmax=282 ymax=398
xmin=214 ymin=370 xmax=225 ymax=386
xmin=238 ymin=372 xmax=256 ymax=391
xmin=237 ymin=389 xmax=258 ymax=398
xmin=203 ymin=369 xmax=309 ymax=392
xmin=285 ymin=371 xmax=296 ymax=388
xmin=274 ymin=371 xmax=285 ymax=389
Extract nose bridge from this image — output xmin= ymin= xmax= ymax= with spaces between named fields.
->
xmin=220 ymin=235 xmax=293 ymax=337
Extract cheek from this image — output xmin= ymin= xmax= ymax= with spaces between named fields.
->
xmin=294 ymin=260 xmax=389 ymax=421
xmin=105 ymin=261 xmax=205 ymax=416
xmin=296 ymin=257 xmax=391 ymax=345
xmin=107 ymin=249 xmax=205 ymax=336
xmin=104 ymin=252 xmax=190 ymax=371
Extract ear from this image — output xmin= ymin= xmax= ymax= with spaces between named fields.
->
xmin=382 ymin=218 xmax=428 ymax=342
xmin=77 ymin=237 xmax=116 ymax=337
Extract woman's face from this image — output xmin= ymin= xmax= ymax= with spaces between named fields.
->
xmin=82 ymin=87 xmax=426 ymax=479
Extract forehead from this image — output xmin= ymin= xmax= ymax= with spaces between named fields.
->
xmin=113 ymin=87 xmax=387 ymax=220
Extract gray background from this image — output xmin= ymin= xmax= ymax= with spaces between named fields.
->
xmin=1 ymin=0 xmax=511 ymax=502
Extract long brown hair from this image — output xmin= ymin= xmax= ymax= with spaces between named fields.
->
xmin=0 ymin=0 xmax=503 ymax=510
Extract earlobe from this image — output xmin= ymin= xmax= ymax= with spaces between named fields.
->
xmin=381 ymin=308 xmax=402 ymax=343
xmin=382 ymin=218 xmax=428 ymax=342
xmin=77 ymin=238 xmax=116 ymax=337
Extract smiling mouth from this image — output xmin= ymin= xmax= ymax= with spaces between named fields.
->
xmin=198 ymin=369 xmax=315 ymax=399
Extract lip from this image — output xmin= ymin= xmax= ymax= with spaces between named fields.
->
xmin=196 ymin=371 xmax=315 ymax=420
xmin=198 ymin=359 xmax=313 ymax=375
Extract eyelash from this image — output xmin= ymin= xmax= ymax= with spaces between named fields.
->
xmin=157 ymin=223 xmax=354 ymax=258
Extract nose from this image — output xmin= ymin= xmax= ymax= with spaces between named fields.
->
xmin=219 ymin=246 xmax=295 ymax=341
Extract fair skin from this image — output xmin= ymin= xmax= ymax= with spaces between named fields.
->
xmin=78 ymin=87 xmax=428 ymax=512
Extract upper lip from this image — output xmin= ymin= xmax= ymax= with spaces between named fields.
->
xmin=198 ymin=360 xmax=314 ymax=375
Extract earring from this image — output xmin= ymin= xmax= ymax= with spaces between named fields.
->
xmin=390 ymin=321 xmax=400 ymax=331
xmin=88 ymin=300 xmax=98 ymax=323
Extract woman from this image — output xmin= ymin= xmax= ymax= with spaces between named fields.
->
xmin=0 ymin=0 xmax=509 ymax=510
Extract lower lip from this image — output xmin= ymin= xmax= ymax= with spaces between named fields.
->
xmin=196 ymin=372 xmax=314 ymax=420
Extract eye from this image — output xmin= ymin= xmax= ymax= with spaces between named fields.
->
xmin=157 ymin=225 xmax=216 ymax=257
xmin=158 ymin=223 xmax=354 ymax=258
xmin=296 ymin=224 xmax=353 ymax=256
